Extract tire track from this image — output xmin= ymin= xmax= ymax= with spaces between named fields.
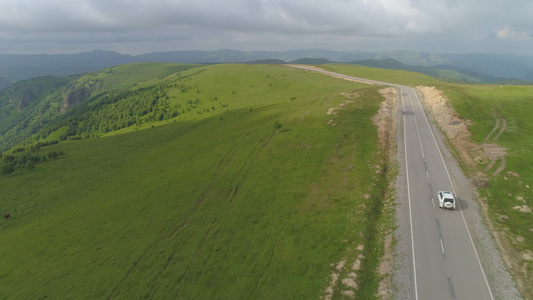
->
xmin=107 ymin=137 xmax=244 ymax=299
xmin=173 ymin=133 xmax=275 ymax=298
xmin=482 ymin=108 xmax=508 ymax=179
xmin=132 ymin=130 xmax=273 ymax=298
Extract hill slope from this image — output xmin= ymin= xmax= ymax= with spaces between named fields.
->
xmin=0 ymin=63 xmax=395 ymax=299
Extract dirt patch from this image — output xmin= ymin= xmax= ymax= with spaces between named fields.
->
xmin=327 ymin=100 xmax=354 ymax=116
xmin=522 ymin=250 xmax=533 ymax=261
xmin=352 ymin=259 xmax=361 ymax=271
xmin=342 ymin=290 xmax=355 ymax=298
xmin=417 ymin=86 xmax=476 ymax=161
xmin=324 ymin=272 xmax=340 ymax=300
xmin=373 ymin=88 xmax=398 ymax=160
xmin=336 ymin=260 xmax=346 ymax=271
xmin=378 ymin=233 xmax=393 ymax=299
xmin=341 ymin=92 xmax=359 ymax=99
xmin=325 ymin=258 xmax=359 ymax=300
xmin=513 ymin=205 xmax=531 ymax=213
xmin=326 ymin=94 xmax=357 ymax=126
xmin=342 ymin=277 xmax=358 ymax=289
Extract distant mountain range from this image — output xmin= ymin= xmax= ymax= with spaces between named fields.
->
xmin=1 ymin=49 xmax=533 ymax=88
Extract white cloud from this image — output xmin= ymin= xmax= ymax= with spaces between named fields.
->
xmin=497 ymin=25 xmax=531 ymax=40
xmin=497 ymin=25 xmax=513 ymax=38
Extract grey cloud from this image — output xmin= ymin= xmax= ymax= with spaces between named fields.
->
xmin=0 ymin=0 xmax=532 ymax=54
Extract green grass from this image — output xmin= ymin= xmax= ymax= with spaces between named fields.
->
xmin=0 ymin=64 xmax=393 ymax=299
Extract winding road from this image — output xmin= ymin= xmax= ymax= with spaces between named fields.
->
xmin=288 ymin=65 xmax=494 ymax=299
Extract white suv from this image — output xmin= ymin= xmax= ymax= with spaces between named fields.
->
xmin=438 ymin=191 xmax=456 ymax=210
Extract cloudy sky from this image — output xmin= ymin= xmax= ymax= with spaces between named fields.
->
xmin=0 ymin=0 xmax=532 ymax=55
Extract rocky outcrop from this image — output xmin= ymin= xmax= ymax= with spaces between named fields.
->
xmin=18 ymin=88 xmax=35 ymax=111
xmin=61 ymin=87 xmax=91 ymax=113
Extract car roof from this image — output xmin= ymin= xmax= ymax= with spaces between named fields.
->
xmin=439 ymin=191 xmax=455 ymax=198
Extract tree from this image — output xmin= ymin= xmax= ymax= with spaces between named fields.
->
xmin=25 ymin=160 xmax=35 ymax=170
xmin=273 ymin=121 xmax=282 ymax=134
xmin=2 ymin=165 xmax=14 ymax=175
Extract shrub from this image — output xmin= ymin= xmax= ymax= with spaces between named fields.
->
xmin=2 ymin=165 xmax=14 ymax=175
xmin=25 ymin=161 xmax=35 ymax=170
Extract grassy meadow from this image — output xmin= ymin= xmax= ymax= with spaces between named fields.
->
xmin=0 ymin=64 xmax=395 ymax=299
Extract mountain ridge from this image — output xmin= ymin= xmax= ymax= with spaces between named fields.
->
xmin=2 ymin=49 xmax=533 ymax=86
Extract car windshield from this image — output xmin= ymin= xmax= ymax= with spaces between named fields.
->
xmin=444 ymin=198 xmax=454 ymax=203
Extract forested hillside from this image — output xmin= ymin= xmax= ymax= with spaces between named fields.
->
xmin=0 ymin=63 xmax=200 ymax=152
xmin=0 ymin=76 xmax=74 ymax=151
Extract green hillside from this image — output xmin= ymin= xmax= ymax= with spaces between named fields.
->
xmin=0 ymin=64 xmax=395 ymax=299
xmin=0 ymin=63 xmax=200 ymax=152
xmin=0 ymin=75 xmax=74 ymax=149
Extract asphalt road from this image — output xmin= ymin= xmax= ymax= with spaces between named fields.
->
xmin=288 ymin=65 xmax=494 ymax=299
